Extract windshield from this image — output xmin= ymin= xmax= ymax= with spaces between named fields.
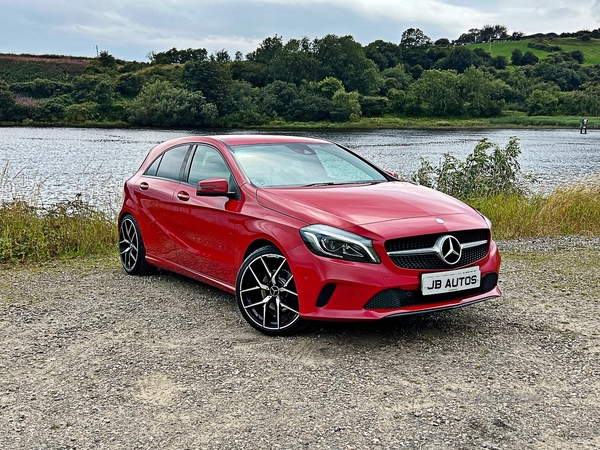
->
xmin=229 ymin=142 xmax=388 ymax=188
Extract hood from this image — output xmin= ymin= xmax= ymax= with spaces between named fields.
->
xmin=256 ymin=181 xmax=477 ymax=229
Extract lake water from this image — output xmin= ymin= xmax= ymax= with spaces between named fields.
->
xmin=0 ymin=126 xmax=599 ymax=205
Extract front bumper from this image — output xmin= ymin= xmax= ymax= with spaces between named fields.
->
xmin=288 ymin=241 xmax=501 ymax=321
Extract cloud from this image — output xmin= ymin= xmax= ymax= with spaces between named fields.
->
xmin=1 ymin=0 xmax=600 ymax=60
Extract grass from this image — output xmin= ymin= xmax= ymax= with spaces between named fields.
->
xmin=467 ymin=37 xmax=600 ymax=65
xmin=252 ymin=115 xmax=598 ymax=130
xmin=0 ymin=163 xmax=118 ymax=264
xmin=471 ymin=174 xmax=600 ymax=239
xmin=489 ymin=114 xmax=600 ymax=128
xmin=0 ymin=199 xmax=117 ymax=263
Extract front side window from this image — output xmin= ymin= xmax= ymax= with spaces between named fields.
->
xmin=230 ymin=143 xmax=387 ymax=188
xmin=187 ymin=145 xmax=231 ymax=185
xmin=149 ymin=145 xmax=189 ymax=181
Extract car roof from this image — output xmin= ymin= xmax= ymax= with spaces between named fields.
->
xmin=142 ymin=134 xmax=335 ymax=167
xmin=208 ymin=135 xmax=331 ymax=146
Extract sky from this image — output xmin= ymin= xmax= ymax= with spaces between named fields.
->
xmin=1 ymin=0 xmax=600 ymax=62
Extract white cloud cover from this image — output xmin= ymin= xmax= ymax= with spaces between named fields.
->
xmin=0 ymin=0 xmax=599 ymax=60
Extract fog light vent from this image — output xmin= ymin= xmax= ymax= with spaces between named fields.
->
xmin=316 ymin=283 xmax=336 ymax=307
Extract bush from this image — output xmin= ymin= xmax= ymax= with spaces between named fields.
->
xmin=411 ymin=136 xmax=529 ymax=200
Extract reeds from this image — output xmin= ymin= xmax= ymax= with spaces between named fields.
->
xmin=472 ymin=174 xmax=600 ymax=239
xmin=0 ymin=163 xmax=117 ymax=264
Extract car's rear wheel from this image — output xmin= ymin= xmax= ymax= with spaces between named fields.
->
xmin=119 ymin=214 xmax=151 ymax=275
xmin=236 ymin=246 xmax=305 ymax=336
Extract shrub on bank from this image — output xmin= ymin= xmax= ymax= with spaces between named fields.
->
xmin=411 ymin=136 xmax=530 ymax=200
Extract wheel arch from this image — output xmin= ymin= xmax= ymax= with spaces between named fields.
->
xmin=243 ymin=238 xmax=281 ymax=262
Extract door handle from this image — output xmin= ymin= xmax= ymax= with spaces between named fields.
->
xmin=140 ymin=182 xmax=149 ymax=191
xmin=177 ymin=191 xmax=190 ymax=201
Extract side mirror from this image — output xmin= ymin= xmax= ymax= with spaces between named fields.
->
xmin=197 ymin=178 xmax=230 ymax=196
xmin=385 ymin=170 xmax=399 ymax=179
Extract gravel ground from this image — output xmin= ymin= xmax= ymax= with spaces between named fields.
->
xmin=0 ymin=237 xmax=599 ymax=450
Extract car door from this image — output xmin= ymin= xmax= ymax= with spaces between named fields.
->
xmin=134 ymin=144 xmax=190 ymax=262
xmin=171 ymin=144 xmax=238 ymax=286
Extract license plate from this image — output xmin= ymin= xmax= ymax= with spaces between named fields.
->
xmin=421 ymin=266 xmax=480 ymax=296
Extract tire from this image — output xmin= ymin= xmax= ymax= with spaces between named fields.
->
xmin=236 ymin=246 xmax=306 ymax=336
xmin=118 ymin=214 xmax=151 ymax=275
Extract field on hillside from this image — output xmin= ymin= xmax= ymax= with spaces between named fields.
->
xmin=0 ymin=54 xmax=90 ymax=82
xmin=468 ymin=37 xmax=600 ymax=65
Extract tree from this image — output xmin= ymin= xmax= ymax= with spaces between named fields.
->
xmin=94 ymin=80 xmax=114 ymax=113
xmin=230 ymin=61 xmax=269 ymax=87
xmin=459 ymin=67 xmax=507 ymax=117
xmin=439 ymin=46 xmax=479 ymax=73
xmin=150 ymin=47 xmax=208 ymax=64
xmin=268 ymin=50 xmax=321 ymax=85
xmin=479 ymin=24 xmax=509 ymax=43
xmin=126 ymin=80 xmax=217 ymax=127
xmin=364 ymin=40 xmax=403 ymax=71
xmin=260 ymin=81 xmax=300 ymax=119
xmin=570 ymin=50 xmax=585 ymax=64
xmin=400 ymin=28 xmax=431 ymax=48
xmin=380 ymin=64 xmax=412 ymax=93
xmin=314 ymin=34 xmax=380 ymax=94
xmin=318 ymin=77 xmax=344 ymax=99
xmin=331 ymin=90 xmax=361 ymax=122
xmin=212 ymin=49 xmax=231 ymax=63
xmin=511 ymin=49 xmax=523 ymax=66
xmin=406 ymin=69 xmax=462 ymax=116
xmin=220 ymin=80 xmax=267 ymax=126
xmin=0 ymin=87 xmax=16 ymax=121
xmin=492 ymin=55 xmax=509 ymax=70
xmin=116 ymin=72 xmax=145 ymax=97
xmin=400 ymin=29 xmax=434 ymax=69
xmin=98 ymin=51 xmax=117 ymax=69
xmin=249 ymin=35 xmax=284 ymax=64
xmin=521 ymin=51 xmax=539 ymax=66
xmin=182 ymin=60 xmax=233 ymax=112
xmin=534 ymin=62 xmax=585 ymax=91
xmin=526 ymin=89 xmax=559 ymax=115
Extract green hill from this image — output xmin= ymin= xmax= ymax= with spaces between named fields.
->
xmin=467 ymin=37 xmax=600 ymax=65
xmin=0 ymin=54 xmax=90 ymax=83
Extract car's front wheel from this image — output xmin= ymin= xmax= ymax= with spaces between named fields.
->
xmin=119 ymin=214 xmax=151 ymax=275
xmin=236 ymin=246 xmax=305 ymax=336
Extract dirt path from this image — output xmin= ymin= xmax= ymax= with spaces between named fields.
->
xmin=1 ymin=238 xmax=599 ymax=449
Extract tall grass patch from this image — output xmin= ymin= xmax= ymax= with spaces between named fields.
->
xmin=1 ymin=163 xmax=117 ymax=264
xmin=0 ymin=199 xmax=117 ymax=263
xmin=472 ymin=181 xmax=600 ymax=239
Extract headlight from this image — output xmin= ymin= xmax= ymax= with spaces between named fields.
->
xmin=477 ymin=211 xmax=493 ymax=230
xmin=299 ymin=224 xmax=381 ymax=264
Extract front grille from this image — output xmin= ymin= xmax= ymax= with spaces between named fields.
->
xmin=364 ymin=273 xmax=498 ymax=310
xmin=385 ymin=229 xmax=489 ymax=269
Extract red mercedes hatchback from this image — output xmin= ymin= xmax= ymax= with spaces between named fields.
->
xmin=119 ymin=135 xmax=501 ymax=335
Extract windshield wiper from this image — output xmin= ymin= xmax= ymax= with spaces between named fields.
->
xmin=303 ymin=180 xmax=384 ymax=187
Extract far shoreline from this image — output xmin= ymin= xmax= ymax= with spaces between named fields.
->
xmin=0 ymin=115 xmax=595 ymax=131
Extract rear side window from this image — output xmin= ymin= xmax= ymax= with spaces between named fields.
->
xmin=145 ymin=155 xmax=162 ymax=177
xmin=146 ymin=145 xmax=189 ymax=181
